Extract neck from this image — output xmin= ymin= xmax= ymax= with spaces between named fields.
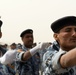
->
xmin=60 ymin=46 xmax=75 ymax=51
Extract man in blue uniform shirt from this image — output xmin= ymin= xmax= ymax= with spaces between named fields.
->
xmin=15 ymin=29 xmax=40 ymax=75
xmin=43 ymin=16 xmax=76 ymax=75
xmin=0 ymin=20 xmax=15 ymax=75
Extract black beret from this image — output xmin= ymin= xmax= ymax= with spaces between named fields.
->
xmin=0 ymin=20 xmax=3 ymax=27
xmin=51 ymin=16 xmax=76 ymax=33
xmin=20 ymin=29 xmax=33 ymax=37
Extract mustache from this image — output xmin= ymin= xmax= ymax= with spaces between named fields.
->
xmin=70 ymin=36 xmax=76 ymax=40
xmin=28 ymin=40 xmax=33 ymax=43
xmin=63 ymin=37 xmax=76 ymax=40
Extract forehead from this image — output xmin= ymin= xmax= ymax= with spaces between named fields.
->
xmin=23 ymin=33 xmax=33 ymax=37
xmin=61 ymin=25 xmax=76 ymax=30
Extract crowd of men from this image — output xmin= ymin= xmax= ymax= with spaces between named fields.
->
xmin=0 ymin=16 xmax=76 ymax=75
xmin=0 ymin=28 xmax=51 ymax=75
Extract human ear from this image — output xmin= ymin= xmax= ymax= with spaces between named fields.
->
xmin=53 ymin=33 xmax=58 ymax=41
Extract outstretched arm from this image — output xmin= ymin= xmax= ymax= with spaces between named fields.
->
xmin=60 ymin=48 xmax=76 ymax=68
xmin=0 ymin=42 xmax=50 ymax=64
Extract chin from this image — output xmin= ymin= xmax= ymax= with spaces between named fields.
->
xmin=69 ymin=45 xmax=76 ymax=49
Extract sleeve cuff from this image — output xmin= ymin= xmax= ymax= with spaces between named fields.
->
xmin=16 ymin=51 xmax=25 ymax=61
xmin=52 ymin=50 xmax=66 ymax=70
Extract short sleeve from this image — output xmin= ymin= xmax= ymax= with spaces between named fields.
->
xmin=51 ymin=51 xmax=66 ymax=70
xmin=43 ymin=49 xmax=66 ymax=74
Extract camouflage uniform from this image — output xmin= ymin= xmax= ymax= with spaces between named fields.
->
xmin=0 ymin=47 xmax=15 ymax=75
xmin=43 ymin=41 xmax=76 ymax=75
xmin=15 ymin=45 xmax=40 ymax=75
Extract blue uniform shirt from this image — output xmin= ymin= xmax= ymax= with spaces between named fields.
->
xmin=43 ymin=41 xmax=76 ymax=75
xmin=0 ymin=47 xmax=15 ymax=75
xmin=15 ymin=45 xmax=40 ymax=75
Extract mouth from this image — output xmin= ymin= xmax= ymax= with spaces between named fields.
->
xmin=28 ymin=41 xmax=33 ymax=44
xmin=70 ymin=39 xmax=76 ymax=42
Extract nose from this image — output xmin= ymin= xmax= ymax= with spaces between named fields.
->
xmin=29 ymin=36 xmax=33 ymax=40
xmin=72 ymin=30 xmax=76 ymax=37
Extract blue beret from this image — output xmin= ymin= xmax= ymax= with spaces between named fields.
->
xmin=20 ymin=29 xmax=33 ymax=37
xmin=51 ymin=16 xmax=76 ymax=33
xmin=0 ymin=20 xmax=3 ymax=27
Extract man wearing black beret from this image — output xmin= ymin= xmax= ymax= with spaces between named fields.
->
xmin=16 ymin=29 xmax=40 ymax=75
xmin=20 ymin=29 xmax=34 ymax=48
xmin=42 ymin=16 xmax=76 ymax=75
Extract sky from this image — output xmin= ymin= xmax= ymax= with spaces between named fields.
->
xmin=0 ymin=0 xmax=76 ymax=44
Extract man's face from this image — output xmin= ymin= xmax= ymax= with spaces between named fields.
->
xmin=54 ymin=26 xmax=76 ymax=51
xmin=10 ymin=45 xmax=16 ymax=50
xmin=22 ymin=33 xmax=34 ymax=48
